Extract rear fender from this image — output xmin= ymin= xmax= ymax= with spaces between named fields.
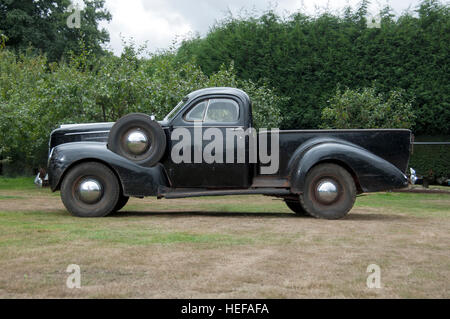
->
xmin=289 ymin=139 xmax=408 ymax=193
xmin=48 ymin=142 xmax=169 ymax=196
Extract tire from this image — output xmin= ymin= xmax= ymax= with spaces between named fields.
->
xmin=284 ymin=199 xmax=310 ymax=216
xmin=107 ymin=113 xmax=166 ymax=167
xmin=114 ymin=195 xmax=129 ymax=212
xmin=61 ymin=162 xmax=120 ymax=217
xmin=300 ymin=163 xmax=356 ymax=220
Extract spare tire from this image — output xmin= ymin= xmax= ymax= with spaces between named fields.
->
xmin=107 ymin=113 xmax=166 ymax=167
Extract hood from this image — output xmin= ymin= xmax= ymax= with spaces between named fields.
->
xmin=49 ymin=120 xmax=168 ymax=149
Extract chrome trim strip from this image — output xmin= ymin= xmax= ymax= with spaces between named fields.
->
xmin=64 ymin=130 xmax=110 ymax=136
xmin=172 ymin=126 xmax=245 ymax=129
xmin=259 ymin=129 xmax=412 ymax=133
xmin=84 ymin=136 xmax=108 ymax=141
xmin=60 ymin=122 xmax=114 ymax=129
xmin=413 ymin=142 xmax=450 ymax=145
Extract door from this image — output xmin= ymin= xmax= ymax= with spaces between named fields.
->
xmin=165 ymin=96 xmax=251 ymax=188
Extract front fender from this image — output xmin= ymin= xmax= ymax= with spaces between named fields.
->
xmin=48 ymin=142 xmax=169 ymax=196
xmin=290 ymin=141 xmax=408 ymax=193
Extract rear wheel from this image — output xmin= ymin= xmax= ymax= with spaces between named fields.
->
xmin=61 ymin=162 xmax=120 ymax=217
xmin=300 ymin=163 xmax=356 ymax=220
xmin=284 ymin=199 xmax=310 ymax=216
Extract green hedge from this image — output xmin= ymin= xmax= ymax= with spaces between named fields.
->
xmin=176 ymin=0 xmax=450 ymax=135
xmin=409 ymin=136 xmax=450 ymax=179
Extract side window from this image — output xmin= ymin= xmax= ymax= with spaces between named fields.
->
xmin=185 ymin=101 xmax=207 ymax=121
xmin=205 ymin=99 xmax=239 ymax=123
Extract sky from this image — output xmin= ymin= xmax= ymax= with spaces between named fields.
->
xmin=86 ymin=0 xmax=426 ymax=55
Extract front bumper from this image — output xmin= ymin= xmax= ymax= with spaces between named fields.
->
xmin=34 ymin=172 xmax=49 ymax=188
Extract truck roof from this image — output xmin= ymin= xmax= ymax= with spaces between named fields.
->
xmin=187 ymin=87 xmax=251 ymax=105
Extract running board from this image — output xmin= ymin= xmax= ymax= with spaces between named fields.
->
xmin=159 ymin=188 xmax=291 ymax=199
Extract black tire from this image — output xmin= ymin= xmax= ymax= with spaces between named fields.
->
xmin=114 ymin=195 xmax=129 ymax=212
xmin=284 ymin=199 xmax=310 ymax=216
xmin=61 ymin=162 xmax=120 ymax=217
xmin=300 ymin=163 xmax=356 ymax=220
xmin=107 ymin=113 xmax=166 ymax=167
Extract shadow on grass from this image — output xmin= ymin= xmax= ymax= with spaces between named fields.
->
xmin=344 ymin=213 xmax=409 ymax=221
xmin=114 ymin=211 xmax=301 ymax=218
xmin=113 ymin=210 xmax=408 ymax=221
xmin=7 ymin=209 xmax=408 ymax=221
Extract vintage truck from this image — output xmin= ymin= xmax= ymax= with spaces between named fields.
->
xmin=45 ymin=87 xmax=412 ymax=219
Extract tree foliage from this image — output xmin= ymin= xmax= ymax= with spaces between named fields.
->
xmin=0 ymin=0 xmax=448 ymax=178
xmin=321 ymin=86 xmax=415 ymax=129
xmin=0 ymin=46 xmax=284 ymax=174
xmin=0 ymin=0 xmax=111 ymax=61
xmin=176 ymin=0 xmax=449 ymax=135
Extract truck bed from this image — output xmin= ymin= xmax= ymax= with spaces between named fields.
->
xmin=270 ymin=129 xmax=412 ymax=177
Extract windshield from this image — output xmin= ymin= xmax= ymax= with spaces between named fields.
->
xmin=164 ymin=99 xmax=187 ymax=121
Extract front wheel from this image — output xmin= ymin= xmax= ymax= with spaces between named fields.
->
xmin=61 ymin=162 xmax=120 ymax=217
xmin=300 ymin=163 xmax=356 ymax=220
xmin=114 ymin=195 xmax=129 ymax=212
xmin=284 ymin=199 xmax=310 ymax=216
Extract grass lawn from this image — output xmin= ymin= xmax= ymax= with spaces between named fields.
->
xmin=0 ymin=177 xmax=449 ymax=298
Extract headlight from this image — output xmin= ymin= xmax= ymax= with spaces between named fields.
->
xmin=409 ymin=168 xmax=418 ymax=184
xmin=34 ymin=173 xmax=43 ymax=187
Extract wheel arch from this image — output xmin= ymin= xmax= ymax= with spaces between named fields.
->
xmin=48 ymin=142 xmax=170 ymax=197
xmin=289 ymin=141 xmax=407 ymax=194
xmin=54 ymin=157 xmax=125 ymax=194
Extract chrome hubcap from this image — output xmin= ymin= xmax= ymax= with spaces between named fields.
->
xmin=316 ymin=179 xmax=339 ymax=204
xmin=126 ymin=130 xmax=149 ymax=155
xmin=78 ymin=179 xmax=103 ymax=204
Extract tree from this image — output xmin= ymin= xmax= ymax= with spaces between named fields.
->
xmin=0 ymin=0 xmax=111 ymax=61
xmin=321 ymin=86 xmax=415 ymax=129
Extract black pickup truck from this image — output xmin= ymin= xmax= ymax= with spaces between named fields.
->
xmin=46 ymin=87 xmax=412 ymax=219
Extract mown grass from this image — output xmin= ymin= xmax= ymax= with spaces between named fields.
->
xmin=0 ymin=177 xmax=35 ymax=190
xmin=0 ymin=177 xmax=449 ymax=298
xmin=125 ymin=199 xmax=291 ymax=214
xmin=0 ymin=178 xmax=448 ymax=248
xmin=0 ymin=195 xmax=24 ymax=200
xmin=0 ymin=210 xmax=257 ymax=247
xmin=355 ymin=192 xmax=450 ymax=217
xmin=125 ymin=192 xmax=450 ymax=217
